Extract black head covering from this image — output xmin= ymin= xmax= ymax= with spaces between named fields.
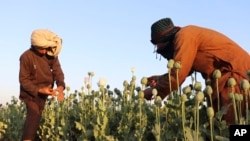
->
xmin=151 ymin=18 xmax=180 ymax=44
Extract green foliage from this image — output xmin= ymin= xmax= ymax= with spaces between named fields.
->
xmin=1 ymin=74 xmax=249 ymax=141
xmin=0 ymin=97 xmax=25 ymax=141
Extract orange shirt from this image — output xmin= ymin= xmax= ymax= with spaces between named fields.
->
xmin=156 ymin=25 xmax=250 ymax=123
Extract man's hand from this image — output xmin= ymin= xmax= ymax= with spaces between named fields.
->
xmin=146 ymin=75 xmax=159 ymax=87
xmin=38 ymin=85 xmax=55 ymax=95
xmin=55 ymin=86 xmax=64 ymax=102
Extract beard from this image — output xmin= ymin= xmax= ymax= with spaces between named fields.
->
xmin=156 ymin=41 xmax=174 ymax=60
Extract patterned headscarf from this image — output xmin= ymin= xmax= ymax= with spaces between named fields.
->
xmin=31 ymin=29 xmax=62 ymax=57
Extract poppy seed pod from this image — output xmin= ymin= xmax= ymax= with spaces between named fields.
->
xmin=66 ymin=86 xmax=70 ymax=92
xmin=130 ymin=80 xmax=135 ymax=87
xmin=155 ymin=96 xmax=162 ymax=106
xmin=174 ymin=61 xmax=181 ymax=69
xmin=87 ymin=84 xmax=91 ymax=89
xmin=196 ymin=91 xmax=204 ymax=103
xmin=141 ymin=77 xmax=148 ymax=85
xmin=123 ymin=80 xmax=129 ymax=87
xmin=88 ymin=72 xmax=95 ymax=77
xmin=240 ymin=79 xmax=250 ymax=91
xmin=235 ymin=93 xmax=241 ymax=101
xmin=227 ymin=77 xmax=237 ymax=87
xmin=239 ymin=94 xmax=243 ymax=101
xmin=204 ymin=85 xmax=213 ymax=96
xmin=181 ymin=94 xmax=187 ymax=102
xmin=167 ymin=59 xmax=175 ymax=69
xmin=152 ymin=88 xmax=158 ymax=96
xmin=194 ymin=82 xmax=202 ymax=91
xmin=212 ymin=69 xmax=221 ymax=79
xmin=182 ymin=86 xmax=192 ymax=94
xmin=207 ymin=107 xmax=214 ymax=118
xmin=229 ymin=92 xmax=234 ymax=99
xmin=205 ymin=78 xmax=212 ymax=86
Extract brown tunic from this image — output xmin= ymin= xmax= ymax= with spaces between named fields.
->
xmin=156 ymin=25 xmax=250 ymax=124
xmin=19 ymin=48 xmax=65 ymax=101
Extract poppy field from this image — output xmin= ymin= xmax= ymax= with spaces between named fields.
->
xmin=1 ymin=60 xmax=250 ymax=141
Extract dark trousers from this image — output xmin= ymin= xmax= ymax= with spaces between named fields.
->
xmin=21 ymin=96 xmax=46 ymax=141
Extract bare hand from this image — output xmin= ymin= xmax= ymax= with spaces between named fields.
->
xmin=55 ymin=86 xmax=64 ymax=102
xmin=146 ymin=75 xmax=158 ymax=87
xmin=38 ymin=85 xmax=55 ymax=95
xmin=57 ymin=93 xmax=64 ymax=102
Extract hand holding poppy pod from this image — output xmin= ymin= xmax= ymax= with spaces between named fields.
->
xmin=38 ymin=85 xmax=55 ymax=95
xmin=146 ymin=75 xmax=159 ymax=87
xmin=55 ymin=86 xmax=64 ymax=102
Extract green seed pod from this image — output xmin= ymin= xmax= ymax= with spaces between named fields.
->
xmin=229 ymin=92 xmax=234 ymax=99
xmin=196 ymin=91 xmax=204 ymax=102
xmin=194 ymin=82 xmax=202 ymax=91
xmin=167 ymin=59 xmax=175 ymax=69
xmin=212 ymin=69 xmax=221 ymax=79
xmin=66 ymin=86 xmax=70 ymax=92
xmin=141 ymin=77 xmax=148 ymax=85
xmin=132 ymin=75 xmax=136 ymax=81
xmin=88 ymin=71 xmax=95 ymax=77
xmin=87 ymin=84 xmax=91 ymax=89
xmin=239 ymin=94 xmax=243 ymax=101
xmin=205 ymin=78 xmax=212 ymax=86
xmin=240 ymin=79 xmax=250 ymax=91
xmin=138 ymin=90 xmax=144 ymax=99
xmin=69 ymin=94 xmax=75 ymax=99
xmin=182 ymin=85 xmax=191 ymax=94
xmin=181 ymin=94 xmax=187 ymax=102
xmin=204 ymin=85 xmax=213 ymax=96
xmin=207 ymin=107 xmax=214 ymax=118
xmin=174 ymin=61 xmax=181 ymax=69
xmin=152 ymin=88 xmax=158 ymax=96
xmin=155 ymin=96 xmax=162 ymax=106
xmin=130 ymin=80 xmax=135 ymax=87
xmin=235 ymin=93 xmax=241 ymax=101
xmin=123 ymin=80 xmax=129 ymax=87
xmin=227 ymin=77 xmax=236 ymax=87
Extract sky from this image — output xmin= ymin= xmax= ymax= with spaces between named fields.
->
xmin=1 ymin=1 xmax=250 ymax=104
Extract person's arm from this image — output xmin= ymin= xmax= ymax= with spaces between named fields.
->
xmin=144 ymin=71 xmax=178 ymax=100
xmin=145 ymin=31 xmax=198 ymax=100
xmin=51 ymin=57 xmax=65 ymax=101
xmin=19 ymin=54 xmax=56 ymax=96
xmin=157 ymin=31 xmax=199 ymax=97
xmin=19 ymin=54 xmax=40 ymax=96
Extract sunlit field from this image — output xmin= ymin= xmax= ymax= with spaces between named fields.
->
xmin=1 ymin=60 xmax=250 ymax=141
